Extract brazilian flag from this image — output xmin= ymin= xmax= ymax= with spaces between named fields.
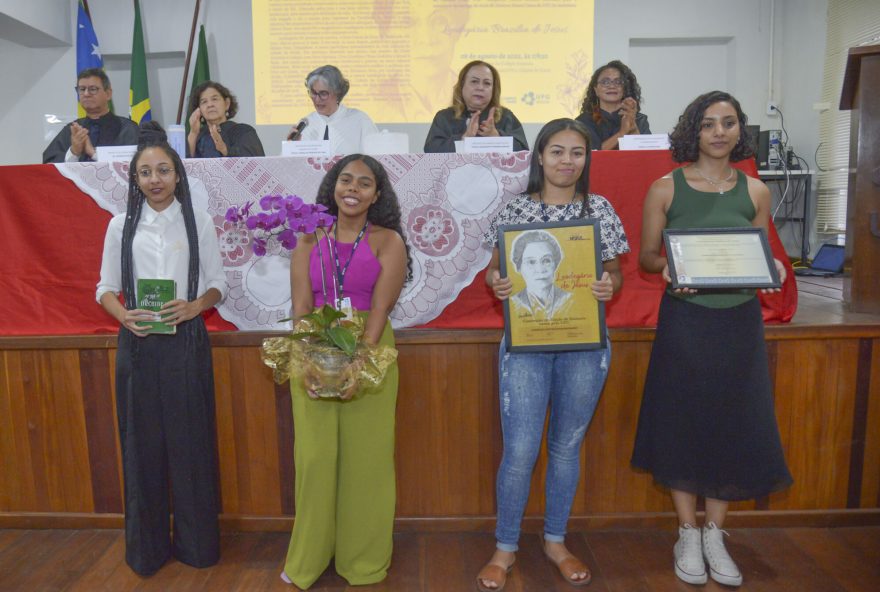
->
xmin=129 ymin=0 xmax=151 ymax=124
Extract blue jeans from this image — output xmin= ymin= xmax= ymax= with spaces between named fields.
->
xmin=494 ymin=339 xmax=610 ymax=552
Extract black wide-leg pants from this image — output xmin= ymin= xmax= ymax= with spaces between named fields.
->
xmin=115 ymin=318 xmax=220 ymax=576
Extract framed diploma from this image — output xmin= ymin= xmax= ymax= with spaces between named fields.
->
xmin=498 ymin=219 xmax=606 ymax=352
xmin=663 ymin=227 xmax=782 ymax=290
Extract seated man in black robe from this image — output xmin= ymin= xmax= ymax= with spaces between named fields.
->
xmin=42 ymin=68 xmax=139 ymax=163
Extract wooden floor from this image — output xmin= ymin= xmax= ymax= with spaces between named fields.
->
xmin=1 ymin=527 xmax=878 ymax=591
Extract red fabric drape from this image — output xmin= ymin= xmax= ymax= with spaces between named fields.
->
xmin=424 ymin=152 xmax=797 ymax=328
xmin=0 ymin=154 xmax=795 ymax=336
xmin=0 ymin=165 xmax=235 ymax=335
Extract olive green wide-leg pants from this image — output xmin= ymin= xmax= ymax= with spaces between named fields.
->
xmin=283 ymin=323 xmax=397 ymax=589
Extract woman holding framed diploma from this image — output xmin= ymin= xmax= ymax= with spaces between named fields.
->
xmin=478 ymin=118 xmax=629 ymax=590
xmin=631 ymin=91 xmax=792 ymax=587
xmin=96 ymin=122 xmax=227 ymax=576
xmin=281 ymin=154 xmax=409 ymax=589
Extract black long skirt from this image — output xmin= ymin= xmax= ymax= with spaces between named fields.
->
xmin=631 ymin=293 xmax=792 ymax=501
xmin=115 ymin=317 xmax=220 ymax=575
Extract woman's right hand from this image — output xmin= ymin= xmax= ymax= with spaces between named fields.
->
xmin=489 ymin=269 xmax=513 ymax=300
xmin=188 ymin=108 xmax=202 ymax=136
xmin=663 ymin=263 xmax=698 ymax=295
xmin=121 ymin=308 xmax=155 ymax=337
xmin=462 ymin=111 xmax=481 ymax=138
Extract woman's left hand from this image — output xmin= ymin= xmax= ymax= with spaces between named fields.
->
xmin=591 ymin=271 xmax=615 ymax=301
xmin=208 ymin=124 xmax=228 ymax=156
xmin=760 ymin=258 xmax=787 ymax=293
xmin=478 ymin=107 xmax=499 ymax=137
xmin=160 ymin=299 xmax=202 ymax=326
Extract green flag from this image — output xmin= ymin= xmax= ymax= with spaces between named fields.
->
xmin=185 ymin=25 xmax=211 ymax=134
xmin=129 ymin=0 xmax=151 ymax=124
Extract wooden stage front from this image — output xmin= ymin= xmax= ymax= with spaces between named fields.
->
xmin=1 ymin=278 xmax=879 ymax=531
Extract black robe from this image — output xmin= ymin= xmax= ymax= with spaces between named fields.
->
xmin=575 ymin=109 xmax=651 ymax=151
xmin=42 ymin=112 xmax=139 ymax=163
xmin=424 ymin=107 xmax=529 ymax=153
xmin=188 ymin=120 xmax=265 ymax=158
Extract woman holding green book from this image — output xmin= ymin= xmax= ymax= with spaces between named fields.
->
xmin=96 ymin=121 xmax=227 ymax=576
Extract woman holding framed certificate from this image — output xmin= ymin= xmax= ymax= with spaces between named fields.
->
xmin=477 ymin=118 xmax=629 ymax=590
xmin=631 ymin=91 xmax=792 ymax=587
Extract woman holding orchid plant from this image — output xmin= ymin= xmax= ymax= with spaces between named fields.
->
xmin=281 ymin=154 xmax=410 ymax=589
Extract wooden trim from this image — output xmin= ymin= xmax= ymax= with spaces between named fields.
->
xmin=78 ymin=349 xmax=123 ymax=514
xmin=2 ymin=323 xmax=879 ymax=351
xmin=848 ymin=338 xmax=874 ymax=507
xmin=3 ymin=509 xmax=878 ymax=532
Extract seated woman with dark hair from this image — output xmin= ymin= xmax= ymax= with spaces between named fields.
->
xmin=424 ymin=60 xmax=528 ymax=153
xmin=187 ymin=81 xmax=264 ymax=158
xmin=576 ymin=60 xmax=651 ymax=150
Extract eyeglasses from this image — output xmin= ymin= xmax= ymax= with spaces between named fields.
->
xmin=309 ymin=89 xmax=332 ymax=100
xmin=597 ymin=78 xmax=624 ymax=87
xmin=137 ymin=166 xmax=176 ymax=179
xmin=75 ymin=85 xmax=104 ymax=95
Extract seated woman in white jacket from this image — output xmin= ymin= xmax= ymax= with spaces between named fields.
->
xmin=287 ymin=65 xmax=378 ymax=155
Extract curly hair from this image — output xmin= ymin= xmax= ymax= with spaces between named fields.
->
xmin=451 ymin=60 xmax=504 ymax=122
xmin=579 ymin=60 xmax=642 ymax=124
xmin=123 ymin=122 xmax=199 ymax=310
xmin=669 ymin=91 xmax=754 ymax=163
xmin=316 ymin=154 xmax=412 ymax=280
xmin=188 ymin=81 xmax=239 ymax=120
xmin=525 ymin=118 xmax=594 ymax=218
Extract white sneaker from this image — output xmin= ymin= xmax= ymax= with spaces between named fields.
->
xmin=702 ymin=522 xmax=743 ymax=586
xmin=674 ymin=523 xmax=707 ymax=584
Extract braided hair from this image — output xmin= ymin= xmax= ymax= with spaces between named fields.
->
xmin=121 ymin=121 xmax=200 ymax=311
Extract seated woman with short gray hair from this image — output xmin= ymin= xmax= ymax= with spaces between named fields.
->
xmin=287 ymin=65 xmax=378 ymax=155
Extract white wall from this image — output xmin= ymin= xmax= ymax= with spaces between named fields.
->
xmin=0 ymin=1 xmax=827 ymax=177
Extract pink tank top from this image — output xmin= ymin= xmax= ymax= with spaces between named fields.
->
xmin=308 ymin=226 xmax=381 ymax=311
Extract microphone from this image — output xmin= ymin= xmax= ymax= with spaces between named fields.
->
xmin=287 ymin=119 xmax=308 ymax=141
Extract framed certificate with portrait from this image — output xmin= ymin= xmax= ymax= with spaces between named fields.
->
xmin=663 ymin=227 xmax=782 ymax=290
xmin=498 ymin=219 xmax=605 ymax=352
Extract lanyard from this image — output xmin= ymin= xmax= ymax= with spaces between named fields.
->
xmin=331 ymin=222 xmax=368 ymax=306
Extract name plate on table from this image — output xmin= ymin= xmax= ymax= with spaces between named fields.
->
xmin=498 ymin=219 xmax=606 ymax=352
xmin=95 ymin=145 xmax=137 ymax=162
xmin=618 ymin=134 xmax=670 ymax=150
xmin=663 ymin=227 xmax=781 ymax=290
xmin=281 ymin=140 xmax=331 ymax=157
xmin=461 ymin=136 xmax=514 ymax=153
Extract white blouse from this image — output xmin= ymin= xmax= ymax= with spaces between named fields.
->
xmin=96 ymin=199 xmax=227 ymax=303
xmin=300 ymin=104 xmax=379 ymax=155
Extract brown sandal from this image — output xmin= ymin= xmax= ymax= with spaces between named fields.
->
xmin=476 ymin=561 xmax=513 ymax=591
xmin=546 ymin=553 xmax=592 ymax=587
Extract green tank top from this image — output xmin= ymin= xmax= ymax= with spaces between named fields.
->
xmin=665 ymin=167 xmax=757 ymax=309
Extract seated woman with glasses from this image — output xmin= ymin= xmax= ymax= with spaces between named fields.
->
xmin=287 ymin=65 xmax=379 ymax=155
xmin=187 ymin=81 xmax=265 ymax=158
xmin=575 ymin=60 xmax=651 ymax=150
xmin=424 ymin=60 xmax=528 ymax=153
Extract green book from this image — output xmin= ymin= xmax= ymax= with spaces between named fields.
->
xmin=136 ymin=278 xmax=177 ymax=335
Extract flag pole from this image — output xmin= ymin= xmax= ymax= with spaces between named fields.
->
xmin=176 ymin=0 xmax=202 ymax=124
xmin=81 ymin=0 xmax=91 ymax=20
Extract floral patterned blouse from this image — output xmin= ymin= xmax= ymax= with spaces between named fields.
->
xmin=483 ymin=193 xmax=630 ymax=262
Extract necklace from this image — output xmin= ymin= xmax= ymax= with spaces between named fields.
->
xmin=693 ymin=165 xmax=735 ymax=194
xmin=538 ymin=189 xmax=580 ymax=222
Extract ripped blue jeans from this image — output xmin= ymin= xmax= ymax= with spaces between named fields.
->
xmin=495 ymin=338 xmax=610 ymax=551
